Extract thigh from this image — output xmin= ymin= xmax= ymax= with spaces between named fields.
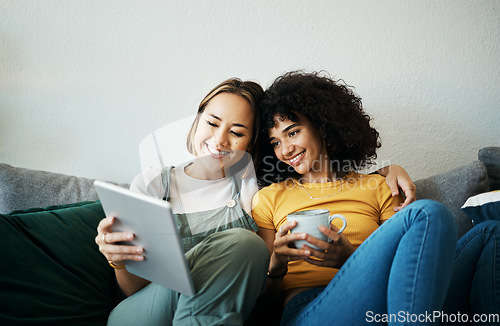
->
xmin=173 ymin=228 xmax=270 ymax=324
xmin=443 ymin=220 xmax=500 ymax=318
xmin=285 ymin=200 xmax=457 ymax=326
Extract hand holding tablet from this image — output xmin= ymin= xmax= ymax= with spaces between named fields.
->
xmin=94 ymin=180 xmax=195 ymax=296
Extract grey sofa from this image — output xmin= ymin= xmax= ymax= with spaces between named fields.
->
xmin=0 ymin=146 xmax=499 ymax=325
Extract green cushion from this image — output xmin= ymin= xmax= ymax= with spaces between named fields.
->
xmin=0 ymin=201 xmax=123 ymax=326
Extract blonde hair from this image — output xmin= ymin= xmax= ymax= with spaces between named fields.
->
xmin=186 ymin=78 xmax=263 ymax=159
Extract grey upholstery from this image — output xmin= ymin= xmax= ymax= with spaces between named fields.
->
xmin=0 ymin=163 xmax=128 ymax=214
xmin=414 ymin=160 xmax=489 ymax=238
xmin=479 ymin=146 xmax=500 ymax=191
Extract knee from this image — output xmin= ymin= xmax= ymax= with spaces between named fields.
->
xmin=405 ymin=199 xmax=458 ymax=237
xmin=472 ymin=219 xmax=500 ymax=235
xmin=222 ymin=229 xmax=270 ymax=271
xmin=222 ymin=229 xmax=270 ymax=260
xmin=408 ymin=199 xmax=448 ymax=213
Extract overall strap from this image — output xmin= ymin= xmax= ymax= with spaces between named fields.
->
xmin=161 ymin=166 xmax=174 ymax=201
xmin=230 ymin=175 xmax=241 ymax=199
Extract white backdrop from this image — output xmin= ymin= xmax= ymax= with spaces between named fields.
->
xmin=1 ymin=0 xmax=499 ymax=183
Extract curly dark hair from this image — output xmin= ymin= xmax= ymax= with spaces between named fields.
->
xmin=256 ymin=71 xmax=381 ymax=187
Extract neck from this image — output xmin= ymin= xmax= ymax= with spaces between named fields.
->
xmin=300 ymin=170 xmax=346 ymax=184
xmin=184 ymin=159 xmax=226 ymax=180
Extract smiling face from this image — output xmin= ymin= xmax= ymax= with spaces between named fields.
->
xmin=192 ymin=92 xmax=255 ymax=159
xmin=268 ymin=113 xmax=331 ymax=183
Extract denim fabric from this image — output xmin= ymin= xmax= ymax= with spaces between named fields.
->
xmin=281 ymin=287 xmax=325 ymax=326
xmin=442 ymin=220 xmax=500 ymax=325
xmin=282 ymin=200 xmax=458 ymax=326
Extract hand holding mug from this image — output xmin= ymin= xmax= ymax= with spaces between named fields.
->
xmin=287 ymin=209 xmax=347 ymax=250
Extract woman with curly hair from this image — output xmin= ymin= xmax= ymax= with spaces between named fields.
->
xmin=252 ymin=71 xmax=500 ymax=325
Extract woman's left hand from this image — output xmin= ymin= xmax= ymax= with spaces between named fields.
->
xmin=301 ymin=224 xmax=355 ymax=269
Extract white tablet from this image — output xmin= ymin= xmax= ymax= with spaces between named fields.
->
xmin=94 ymin=180 xmax=195 ymax=296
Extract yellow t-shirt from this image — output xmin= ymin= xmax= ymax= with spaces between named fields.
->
xmin=252 ymin=172 xmax=403 ymax=291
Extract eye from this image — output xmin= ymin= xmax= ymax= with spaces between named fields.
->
xmin=289 ymin=130 xmax=299 ymax=137
xmin=206 ymin=120 xmax=218 ymax=127
xmin=231 ymin=131 xmax=245 ymax=137
xmin=270 ymin=140 xmax=280 ymax=148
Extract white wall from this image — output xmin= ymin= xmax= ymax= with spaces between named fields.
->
xmin=1 ymin=0 xmax=499 ymax=183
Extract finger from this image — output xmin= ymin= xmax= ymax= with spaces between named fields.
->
xmin=284 ymin=247 xmax=312 ymax=261
xmin=105 ymin=231 xmax=134 ymax=245
xmin=275 ymin=232 xmax=308 ymax=249
xmin=302 ymin=234 xmax=331 ymax=252
xmin=104 ymin=253 xmax=145 ymax=265
xmin=102 ymin=242 xmax=144 ymax=255
xmin=304 ymin=256 xmax=333 ymax=267
xmin=98 ymin=240 xmax=144 ymax=264
xmin=323 ymin=225 xmax=342 ymax=242
xmin=403 ymin=185 xmax=417 ymax=201
xmin=278 ymin=221 xmax=298 ymax=237
xmin=398 ymin=184 xmax=417 ymax=209
xmin=97 ymin=216 xmax=114 ymax=233
xmin=393 ymin=204 xmax=404 ymax=212
xmin=398 ymin=196 xmax=413 ymax=210
xmin=95 ymin=217 xmax=116 ymax=245
xmin=385 ymin=177 xmax=400 ymax=197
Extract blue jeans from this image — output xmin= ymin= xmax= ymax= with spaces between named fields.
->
xmin=442 ymin=219 xmax=500 ymax=325
xmin=282 ymin=200 xmax=459 ymax=326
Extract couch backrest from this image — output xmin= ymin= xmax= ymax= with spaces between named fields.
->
xmin=0 ymin=163 xmax=129 ymax=214
xmin=414 ymin=160 xmax=489 ymax=238
xmin=2 ymin=146 xmax=499 ymax=237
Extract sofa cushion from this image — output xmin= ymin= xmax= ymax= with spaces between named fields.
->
xmin=0 ymin=163 xmax=129 ymax=214
xmin=414 ymin=160 xmax=489 ymax=238
xmin=461 ymin=190 xmax=500 ymax=224
xmin=0 ymin=201 xmax=123 ymax=326
xmin=479 ymin=146 xmax=500 ymax=191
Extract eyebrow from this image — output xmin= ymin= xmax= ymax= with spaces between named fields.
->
xmin=269 ymin=123 xmax=300 ymax=142
xmin=209 ymin=114 xmax=249 ymax=129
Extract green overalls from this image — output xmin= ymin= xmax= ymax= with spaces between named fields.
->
xmin=107 ymin=166 xmax=270 ymax=326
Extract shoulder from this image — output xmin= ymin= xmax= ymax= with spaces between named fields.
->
xmin=129 ymin=167 xmax=164 ymax=198
xmin=257 ymin=180 xmax=291 ymax=197
xmin=253 ymin=181 xmax=291 ymax=207
xmin=348 ymin=172 xmax=387 ymax=186
xmin=131 ymin=167 xmax=162 ymax=184
xmin=346 ymin=172 xmax=393 ymax=202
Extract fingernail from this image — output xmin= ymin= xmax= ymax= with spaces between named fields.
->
xmin=127 ymin=233 xmax=133 ymax=240
xmin=137 ymin=255 xmax=144 ymax=261
xmin=136 ymin=248 xmax=143 ymax=253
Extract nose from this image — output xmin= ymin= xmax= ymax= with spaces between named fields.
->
xmin=280 ymin=139 xmax=294 ymax=158
xmin=212 ymin=129 xmax=229 ymax=148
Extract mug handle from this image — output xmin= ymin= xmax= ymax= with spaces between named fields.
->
xmin=328 ymin=214 xmax=347 ymax=234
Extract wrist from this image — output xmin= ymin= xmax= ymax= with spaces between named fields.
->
xmin=108 ymin=260 xmax=126 ymax=269
xmin=267 ymin=265 xmax=288 ymax=279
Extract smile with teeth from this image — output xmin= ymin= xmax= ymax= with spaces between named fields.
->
xmin=289 ymin=151 xmax=305 ymax=166
xmin=206 ymin=143 xmax=230 ymax=157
